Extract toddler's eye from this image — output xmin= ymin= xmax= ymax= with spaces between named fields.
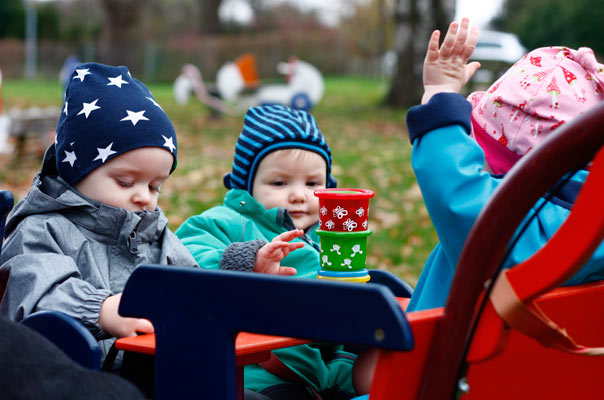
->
xmin=149 ymin=184 xmax=162 ymax=193
xmin=117 ymin=180 xmax=134 ymax=188
xmin=306 ymin=181 xmax=319 ymax=187
xmin=271 ymin=181 xmax=285 ymax=187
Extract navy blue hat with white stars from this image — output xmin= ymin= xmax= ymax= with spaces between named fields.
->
xmin=56 ymin=62 xmax=177 ymax=185
xmin=223 ymin=105 xmax=336 ymax=193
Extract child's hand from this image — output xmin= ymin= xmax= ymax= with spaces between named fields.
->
xmin=254 ymin=229 xmax=305 ymax=276
xmin=422 ymin=17 xmax=481 ymax=104
xmin=98 ymin=293 xmax=154 ymax=338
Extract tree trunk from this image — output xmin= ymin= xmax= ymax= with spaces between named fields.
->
xmin=199 ymin=0 xmax=223 ymax=35
xmin=98 ymin=0 xmax=145 ymax=66
xmin=385 ymin=0 xmax=454 ymax=108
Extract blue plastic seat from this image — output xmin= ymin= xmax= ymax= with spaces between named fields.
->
xmin=21 ymin=310 xmax=101 ymax=370
xmin=118 ymin=265 xmax=415 ymax=400
xmin=0 ymin=190 xmax=14 ymax=255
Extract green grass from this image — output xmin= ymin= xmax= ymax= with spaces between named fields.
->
xmin=0 ymin=76 xmax=437 ymax=285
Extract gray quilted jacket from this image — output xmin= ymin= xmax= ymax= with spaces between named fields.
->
xmin=0 ymin=147 xmax=197 ymax=360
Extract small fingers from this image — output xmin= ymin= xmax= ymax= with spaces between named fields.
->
xmin=461 ymin=25 xmax=480 ymax=61
xmin=277 ymin=267 xmax=297 ymax=276
xmin=271 ymin=240 xmax=304 ymax=249
xmin=452 ymin=18 xmax=470 ymax=57
xmin=439 ymin=21 xmax=459 ymax=58
xmin=425 ymin=30 xmax=441 ymax=62
xmin=274 ymin=229 xmax=304 ymax=243
xmin=135 ymin=318 xmax=155 ymax=334
xmin=289 ymin=242 xmax=305 ymax=251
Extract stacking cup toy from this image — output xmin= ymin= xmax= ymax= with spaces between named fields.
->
xmin=315 ymin=188 xmax=374 ymax=232
xmin=314 ymin=189 xmax=374 ymax=283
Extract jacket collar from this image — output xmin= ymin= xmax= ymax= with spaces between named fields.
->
xmin=222 ymin=189 xmax=319 ymax=235
xmin=223 ymin=189 xmax=297 ymax=229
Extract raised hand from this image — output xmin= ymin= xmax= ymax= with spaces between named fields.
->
xmin=254 ymin=229 xmax=305 ymax=276
xmin=422 ymin=17 xmax=481 ymax=104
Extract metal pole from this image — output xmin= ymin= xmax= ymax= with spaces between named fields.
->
xmin=22 ymin=0 xmax=37 ymax=79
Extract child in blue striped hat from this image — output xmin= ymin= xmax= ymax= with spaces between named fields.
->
xmin=176 ymin=105 xmax=358 ymax=399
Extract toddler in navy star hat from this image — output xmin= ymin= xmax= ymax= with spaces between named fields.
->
xmin=0 ymin=62 xmax=197 ymax=392
xmin=175 ymin=105 xmax=359 ymax=398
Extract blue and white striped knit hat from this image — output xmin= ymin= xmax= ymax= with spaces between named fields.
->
xmin=56 ymin=62 xmax=177 ymax=185
xmin=223 ymin=105 xmax=336 ymax=193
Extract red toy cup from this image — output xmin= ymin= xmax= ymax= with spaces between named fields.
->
xmin=314 ymin=188 xmax=374 ymax=232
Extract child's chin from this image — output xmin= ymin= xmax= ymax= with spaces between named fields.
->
xmin=292 ymin=218 xmax=316 ymax=231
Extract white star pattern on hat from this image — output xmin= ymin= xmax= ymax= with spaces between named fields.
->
xmin=162 ymin=135 xmax=176 ymax=152
xmin=57 ymin=63 xmax=178 ymax=185
xmin=146 ymin=96 xmax=163 ymax=110
xmin=120 ymin=110 xmax=149 ymax=126
xmin=107 ymin=75 xmax=129 ymax=88
xmin=77 ymin=99 xmax=101 ymax=119
xmin=93 ymin=143 xmax=117 ymax=163
xmin=62 ymin=150 xmax=77 ymax=167
xmin=73 ymin=68 xmax=91 ymax=82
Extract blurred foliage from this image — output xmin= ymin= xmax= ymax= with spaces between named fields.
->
xmin=0 ymin=76 xmax=436 ymax=285
xmin=0 ymin=0 xmax=25 ymax=39
xmin=0 ymin=0 xmax=102 ymax=43
xmin=340 ymin=0 xmax=394 ymax=60
xmin=492 ymin=0 xmax=604 ymax=57
xmin=0 ymin=0 xmax=358 ymax=80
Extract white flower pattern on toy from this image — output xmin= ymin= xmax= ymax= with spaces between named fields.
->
xmin=321 ymin=255 xmax=332 ymax=267
xmin=333 ymin=206 xmax=348 ymax=219
xmin=356 ymin=207 xmax=365 ymax=217
xmin=342 ymin=218 xmax=357 ymax=232
xmin=362 ymin=220 xmax=368 ymax=229
xmin=330 ymin=244 xmax=341 ymax=255
xmin=341 ymin=259 xmax=353 ymax=269
xmin=320 ymin=206 xmax=328 ymax=216
xmin=325 ymin=220 xmax=335 ymax=230
xmin=350 ymin=244 xmax=363 ymax=258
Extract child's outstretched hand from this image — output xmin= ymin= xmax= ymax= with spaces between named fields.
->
xmin=254 ymin=229 xmax=305 ymax=276
xmin=99 ymin=293 xmax=154 ymax=338
xmin=422 ymin=17 xmax=481 ymax=104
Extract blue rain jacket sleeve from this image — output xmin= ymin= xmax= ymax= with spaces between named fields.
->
xmin=406 ymin=93 xmax=604 ymax=311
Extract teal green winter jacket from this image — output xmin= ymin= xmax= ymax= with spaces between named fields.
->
xmin=175 ymin=189 xmax=356 ymax=396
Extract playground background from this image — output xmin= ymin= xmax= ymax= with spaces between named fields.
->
xmin=2 ymin=0 xmax=603 ymax=285
xmin=0 ymin=76 xmax=433 ymax=285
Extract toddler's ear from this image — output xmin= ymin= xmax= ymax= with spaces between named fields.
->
xmin=327 ymin=175 xmax=337 ymax=188
xmin=223 ymin=173 xmax=233 ymax=189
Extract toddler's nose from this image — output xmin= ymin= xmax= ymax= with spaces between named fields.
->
xmin=133 ymin=187 xmax=151 ymax=209
xmin=288 ymin=184 xmax=307 ymax=203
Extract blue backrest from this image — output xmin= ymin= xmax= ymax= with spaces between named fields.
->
xmin=0 ymin=190 xmax=14 ymax=256
xmin=21 ymin=311 xmax=101 ymax=370
xmin=119 ymin=265 xmax=414 ymax=400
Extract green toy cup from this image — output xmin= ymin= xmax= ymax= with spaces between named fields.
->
xmin=317 ymin=229 xmax=371 ymax=273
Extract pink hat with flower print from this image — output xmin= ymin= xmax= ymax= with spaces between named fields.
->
xmin=468 ymin=46 xmax=604 ymax=174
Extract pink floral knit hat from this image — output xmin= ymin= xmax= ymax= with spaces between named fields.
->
xmin=468 ymin=46 xmax=604 ymax=174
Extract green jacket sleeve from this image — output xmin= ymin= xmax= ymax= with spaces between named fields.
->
xmin=175 ymin=207 xmax=245 ymax=270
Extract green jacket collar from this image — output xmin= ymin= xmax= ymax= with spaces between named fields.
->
xmin=223 ymin=189 xmax=318 ymax=235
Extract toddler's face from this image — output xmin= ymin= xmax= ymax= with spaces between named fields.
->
xmin=74 ymin=147 xmax=173 ymax=212
xmin=252 ymin=149 xmax=326 ymax=230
